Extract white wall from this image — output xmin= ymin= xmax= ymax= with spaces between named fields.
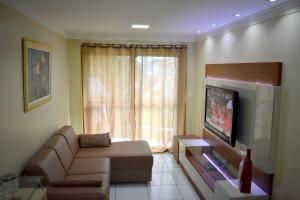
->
xmin=0 ymin=3 xmax=70 ymax=174
xmin=193 ymin=12 xmax=300 ymax=200
xmin=186 ymin=43 xmax=197 ymax=134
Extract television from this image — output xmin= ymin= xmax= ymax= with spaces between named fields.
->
xmin=204 ymin=85 xmax=239 ymax=146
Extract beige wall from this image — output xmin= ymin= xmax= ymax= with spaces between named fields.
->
xmin=68 ymin=39 xmax=196 ymax=134
xmin=0 ymin=3 xmax=70 ymax=174
xmin=68 ymin=40 xmax=83 ymax=134
xmin=193 ymin=12 xmax=300 ymax=200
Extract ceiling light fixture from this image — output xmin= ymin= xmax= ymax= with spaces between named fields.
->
xmin=234 ymin=13 xmax=241 ymax=17
xmin=211 ymin=24 xmax=216 ymax=27
xmin=131 ymin=24 xmax=150 ymax=29
xmin=268 ymin=0 xmax=277 ymax=2
xmin=196 ymin=30 xmax=201 ymax=34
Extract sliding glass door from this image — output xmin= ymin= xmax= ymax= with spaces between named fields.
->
xmin=135 ymin=56 xmax=178 ymax=151
xmin=81 ymin=45 xmax=186 ymax=151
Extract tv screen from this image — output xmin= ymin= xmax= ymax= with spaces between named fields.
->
xmin=204 ymin=85 xmax=238 ymax=146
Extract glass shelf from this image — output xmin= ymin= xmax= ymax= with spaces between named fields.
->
xmin=185 ymin=146 xmax=236 ymax=191
xmin=1 ymin=176 xmax=44 ymax=200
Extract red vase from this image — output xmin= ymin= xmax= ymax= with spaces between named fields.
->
xmin=239 ymin=148 xmax=252 ymax=193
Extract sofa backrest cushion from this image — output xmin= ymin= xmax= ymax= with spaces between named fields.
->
xmin=55 ymin=126 xmax=79 ymax=156
xmin=44 ymin=135 xmax=74 ymax=172
xmin=25 ymin=148 xmax=65 ymax=185
xmin=79 ymin=133 xmax=110 ymax=148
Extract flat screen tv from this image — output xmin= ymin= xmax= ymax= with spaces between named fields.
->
xmin=204 ymin=85 xmax=239 ymax=146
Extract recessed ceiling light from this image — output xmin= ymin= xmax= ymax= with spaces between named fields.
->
xmin=211 ymin=24 xmax=216 ymax=27
xmin=234 ymin=13 xmax=241 ymax=17
xmin=131 ymin=24 xmax=150 ymax=29
xmin=268 ymin=0 xmax=277 ymax=2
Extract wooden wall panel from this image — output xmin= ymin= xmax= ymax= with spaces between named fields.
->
xmin=203 ymin=62 xmax=279 ymax=195
xmin=203 ymin=129 xmax=274 ymax=195
xmin=205 ymin=62 xmax=282 ymax=86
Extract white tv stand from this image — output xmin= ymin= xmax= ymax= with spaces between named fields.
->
xmin=179 ymin=139 xmax=269 ymax=200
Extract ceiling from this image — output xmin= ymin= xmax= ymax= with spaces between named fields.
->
xmin=1 ymin=0 xmax=295 ymax=41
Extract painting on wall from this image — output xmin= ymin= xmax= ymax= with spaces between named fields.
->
xmin=23 ymin=39 xmax=51 ymax=112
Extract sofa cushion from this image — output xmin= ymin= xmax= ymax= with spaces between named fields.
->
xmin=43 ymin=135 xmax=74 ymax=172
xmin=55 ymin=126 xmax=79 ymax=156
xmin=80 ymin=134 xmax=110 ymax=148
xmin=68 ymin=158 xmax=110 ymax=175
xmin=48 ymin=174 xmax=110 ymax=200
xmin=25 ymin=148 xmax=65 ymax=185
xmin=76 ymin=141 xmax=153 ymax=169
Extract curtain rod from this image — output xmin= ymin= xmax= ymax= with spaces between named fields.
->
xmin=81 ymin=43 xmax=187 ymax=49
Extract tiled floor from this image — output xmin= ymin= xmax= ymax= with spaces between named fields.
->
xmin=109 ymin=152 xmax=201 ymax=200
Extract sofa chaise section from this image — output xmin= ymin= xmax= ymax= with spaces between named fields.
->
xmin=55 ymin=126 xmax=153 ymax=183
xmin=76 ymin=141 xmax=153 ymax=182
xmin=24 ymin=125 xmax=153 ymax=200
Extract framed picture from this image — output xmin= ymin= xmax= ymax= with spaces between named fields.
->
xmin=23 ymin=39 xmax=51 ymax=112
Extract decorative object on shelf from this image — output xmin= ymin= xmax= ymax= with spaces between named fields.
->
xmin=0 ymin=173 xmax=18 ymax=200
xmin=238 ymin=150 xmax=246 ymax=182
xmin=22 ymin=39 xmax=51 ymax=112
xmin=239 ymin=148 xmax=252 ymax=193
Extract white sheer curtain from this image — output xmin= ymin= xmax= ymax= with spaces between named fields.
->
xmin=81 ymin=45 xmax=187 ymax=151
xmin=81 ymin=47 xmax=135 ymax=141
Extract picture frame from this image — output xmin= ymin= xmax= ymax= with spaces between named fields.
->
xmin=22 ymin=39 xmax=51 ymax=112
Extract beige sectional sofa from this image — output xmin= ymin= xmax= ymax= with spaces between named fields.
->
xmin=24 ymin=126 xmax=153 ymax=200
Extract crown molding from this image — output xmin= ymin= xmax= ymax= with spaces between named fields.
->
xmin=197 ymin=0 xmax=300 ymax=41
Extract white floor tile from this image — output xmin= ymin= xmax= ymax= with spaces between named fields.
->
xmin=109 ymin=184 xmax=116 ymax=200
xmin=152 ymin=162 xmax=170 ymax=173
xmin=162 ymin=152 xmax=172 ymax=156
xmin=153 ymin=153 xmax=163 ymax=159
xmin=171 ymin=172 xmax=190 ymax=185
xmin=116 ymin=183 xmax=149 ymax=200
xmin=166 ymin=162 xmax=184 ymax=173
xmin=177 ymin=184 xmax=200 ymax=200
xmin=148 ymin=185 xmax=183 ymax=200
xmin=161 ymin=152 xmax=173 ymax=158
xmin=162 ymin=153 xmax=176 ymax=163
xmin=154 ymin=159 xmax=165 ymax=166
xmin=153 ymin=154 xmax=165 ymax=164
xmin=149 ymin=173 xmax=176 ymax=185
xmin=164 ymin=158 xmax=177 ymax=163
xmin=110 ymin=154 xmax=201 ymax=200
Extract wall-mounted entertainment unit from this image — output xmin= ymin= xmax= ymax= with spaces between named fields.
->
xmin=176 ymin=62 xmax=282 ymax=200
xmin=205 ymin=62 xmax=282 ymax=174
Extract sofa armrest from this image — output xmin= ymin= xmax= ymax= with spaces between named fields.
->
xmin=52 ymin=180 xmax=102 ymax=187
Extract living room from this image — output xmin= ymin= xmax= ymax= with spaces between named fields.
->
xmin=0 ymin=0 xmax=300 ymax=200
